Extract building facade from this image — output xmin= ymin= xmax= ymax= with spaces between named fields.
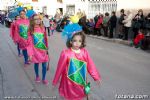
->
xmin=63 ymin=0 xmax=150 ymax=18
xmin=63 ymin=0 xmax=117 ymax=18
xmin=1 ymin=0 xmax=150 ymax=17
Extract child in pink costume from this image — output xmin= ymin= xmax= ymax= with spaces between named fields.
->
xmin=27 ymin=14 xmax=49 ymax=85
xmin=52 ymin=23 xmax=101 ymax=100
xmin=49 ymin=19 xmax=56 ymax=35
xmin=10 ymin=15 xmax=22 ymax=56
xmin=15 ymin=10 xmax=30 ymax=65
xmin=10 ymin=15 xmax=20 ymax=43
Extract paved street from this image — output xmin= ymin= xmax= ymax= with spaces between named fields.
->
xmin=0 ymin=24 xmax=150 ymax=100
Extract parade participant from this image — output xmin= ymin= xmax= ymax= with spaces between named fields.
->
xmin=10 ymin=15 xmax=22 ymax=57
xmin=52 ymin=23 xmax=101 ymax=100
xmin=15 ymin=10 xmax=30 ymax=65
xmin=49 ymin=19 xmax=56 ymax=35
xmin=27 ymin=14 xmax=49 ymax=85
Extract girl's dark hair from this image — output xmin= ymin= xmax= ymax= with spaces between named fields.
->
xmin=120 ymin=9 xmax=124 ymax=13
xmin=66 ymin=31 xmax=86 ymax=48
xmin=112 ymin=11 xmax=116 ymax=15
xmin=14 ymin=15 xmax=19 ymax=20
xmin=45 ymin=15 xmax=48 ymax=18
xmin=105 ymin=12 xmax=109 ymax=16
xmin=19 ymin=10 xmax=26 ymax=14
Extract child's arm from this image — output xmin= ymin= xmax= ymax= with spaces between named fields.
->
xmin=85 ymin=49 xmax=101 ymax=82
xmin=14 ymin=22 xmax=20 ymax=43
xmin=44 ymin=28 xmax=48 ymax=48
xmin=52 ymin=50 xmax=67 ymax=86
xmin=26 ymin=32 xmax=34 ymax=60
xmin=10 ymin=22 xmax=14 ymax=38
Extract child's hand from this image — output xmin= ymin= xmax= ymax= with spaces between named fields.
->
xmin=29 ymin=56 xmax=32 ymax=61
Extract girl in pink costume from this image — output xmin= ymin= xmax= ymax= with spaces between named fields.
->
xmin=49 ymin=19 xmax=56 ymax=35
xmin=27 ymin=14 xmax=49 ymax=85
xmin=10 ymin=15 xmax=22 ymax=57
xmin=10 ymin=15 xmax=20 ymax=43
xmin=15 ymin=10 xmax=30 ymax=65
xmin=52 ymin=23 xmax=101 ymax=100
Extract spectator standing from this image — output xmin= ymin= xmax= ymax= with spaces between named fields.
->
xmin=132 ymin=9 xmax=145 ymax=39
xmin=118 ymin=9 xmax=126 ymax=39
xmin=95 ymin=14 xmax=103 ymax=36
xmin=102 ymin=12 xmax=110 ymax=37
xmin=122 ymin=10 xmax=133 ymax=40
xmin=109 ymin=11 xmax=117 ymax=38
xmin=145 ymin=13 xmax=150 ymax=35
xmin=94 ymin=13 xmax=99 ymax=35
xmin=43 ymin=15 xmax=50 ymax=36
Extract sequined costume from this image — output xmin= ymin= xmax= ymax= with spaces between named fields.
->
xmin=27 ymin=26 xmax=48 ymax=63
xmin=53 ymin=48 xmax=101 ymax=100
xmin=15 ymin=18 xmax=29 ymax=50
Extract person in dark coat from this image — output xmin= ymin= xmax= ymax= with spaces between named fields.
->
xmin=109 ymin=11 xmax=117 ymax=38
xmin=132 ymin=9 xmax=145 ymax=39
xmin=94 ymin=14 xmax=99 ymax=35
xmin=118 ymin=9 xmax=126 ymax=39
xmin=78 ymin=12 xmax=89 ymax=34
xmin=145 ymin=13 xmax=150 ymax=35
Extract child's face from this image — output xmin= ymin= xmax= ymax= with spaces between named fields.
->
xmin=71 ymin=35 xmax=82 ymax=50
xmin=20 ymin=11 xmax=26 ymax=19
xmin=34 ymin=15 xmax=41 ymax=25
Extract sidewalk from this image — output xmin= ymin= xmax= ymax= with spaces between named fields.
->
xmin=87 ymin=34 xmax=131 ymax=46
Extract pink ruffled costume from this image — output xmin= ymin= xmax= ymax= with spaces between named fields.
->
xmin=10 ymin=21 xmax=17 ymax=43
xmin=27 ymin=26 xmax=49 ymax=63
xmin=50 ymin=21 xmax=56 ymax=30
xmin=15 ymin=18 xmax=30 ymax=50
xmin=52 ymin=48 xmax=101 ymax=100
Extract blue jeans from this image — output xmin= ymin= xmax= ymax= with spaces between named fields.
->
xmin=22 ymin=49 xmax=28 ymax=64
xmin=34 ymin=62 xmax=47 ymax=80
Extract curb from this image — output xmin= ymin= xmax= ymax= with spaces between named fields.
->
xmin=87 ymin=35 xmax=131 ymax=46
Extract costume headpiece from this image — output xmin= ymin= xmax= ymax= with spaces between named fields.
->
xmin=62 ymin=23 xmax=82 ymax=40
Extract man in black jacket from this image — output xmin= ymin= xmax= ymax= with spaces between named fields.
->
xmin=109 ymin=11 xmax=117 ymax=38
